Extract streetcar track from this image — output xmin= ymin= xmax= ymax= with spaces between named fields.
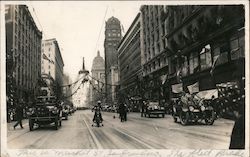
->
xmin=81 ymin=113 xmax=103 ymax=149
xmin=103 ymin=117 xmax=156 ymax=149
xmin=85 ymin=111 xmax=154 ymax=149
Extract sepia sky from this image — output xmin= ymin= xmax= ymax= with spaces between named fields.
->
xmin=26 ymin=1 xmax=143 ymax=82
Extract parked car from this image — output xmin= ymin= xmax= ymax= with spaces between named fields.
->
xmin=27 ymin=96 xmax=62 ymax=131
xmin=143 ymin=101 xmax=165 ymax=118
xmin=102 ymin=105 xmax=108 ymax=112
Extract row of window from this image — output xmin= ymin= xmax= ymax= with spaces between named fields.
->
xmin=179 ymin=35 xmax=244 ymax=76
xmin=144 ymin=34 xmax=244 ymax=76
xmin=144 ymin=56 xmax=168 ymax=74
xmin=107 ymin=33 xmax=121 ymax=37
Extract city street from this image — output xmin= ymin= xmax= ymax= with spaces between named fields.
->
xmin=7 ymin=110 xmax=234 ymax=149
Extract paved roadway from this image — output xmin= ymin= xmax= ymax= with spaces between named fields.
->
xmin=7 ymin=110 xmax=234 ymax=149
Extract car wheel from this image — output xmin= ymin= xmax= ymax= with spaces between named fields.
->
xmin=29 ymin=119 xmax=34 ymax=131
xmin=180 ymin=112 xmax=189 ymax=125
xmin=205 ymin=111 xmax=215 ymax=125
xmin=162 ymin=114 xmax=165 ymax=118
xmin=173 ymin=117 xmax=177 ymax=122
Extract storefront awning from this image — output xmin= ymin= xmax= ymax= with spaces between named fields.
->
xmin=196 ymin=89 xmax=218 ymax=99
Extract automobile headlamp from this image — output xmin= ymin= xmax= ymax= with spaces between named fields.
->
xmin=52 ymin=108 xmax=58 ymax=114
xmin=200 ymin=105 xmax=206 ymax=111
xmin=189 ymin=106 xmax=194 ymax=111
xmin=233 ymin=99 xmax=236 ymax=102
xmin=27 ymin=108 xmax=34 ymax=115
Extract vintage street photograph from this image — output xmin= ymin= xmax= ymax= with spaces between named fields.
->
xmin=1 ymin=1 xmax=249 ymax=156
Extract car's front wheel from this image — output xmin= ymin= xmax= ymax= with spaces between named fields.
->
xmin=180 ymin=111 xmax=189 ymax=125
xmin=205 ymin=110 xmax=215 ymax=125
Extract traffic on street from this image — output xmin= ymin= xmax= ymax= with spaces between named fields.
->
xmin=8 ymin=110 xmax=234 ymax=149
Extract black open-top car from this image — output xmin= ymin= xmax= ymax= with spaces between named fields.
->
xmin=27 ymin=96 xmax=62 ymax=131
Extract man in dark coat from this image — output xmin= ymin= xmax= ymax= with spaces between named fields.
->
xmin=13 ymin=101 xmax=24 ymax=129
xmin=119 ymin=103 xmax=127 ymax=122
xmin=229 ymin=98 xmax=245 ymax=149
xmin=141 ymin=101 xmax=147 ymax=117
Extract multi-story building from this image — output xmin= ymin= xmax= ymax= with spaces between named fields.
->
xmin=5 ymin=5 xmax=42 ymax=104
xmin=41 ymin=38 xmax=64 ymax=98
xmin=140 ymin=5 xmax=169 ymax=103
xmin=91 ymin=51 xmax=105 ymax=103
xmin=140 ymin=5 xmax=245 ymax=104
xmin=117 ymin=13 xmax=142 ymax=109
xmin=104 ymin=16 xmax=122 ymax=104
xmin=162 ymin=5 xmax=245 ymax=97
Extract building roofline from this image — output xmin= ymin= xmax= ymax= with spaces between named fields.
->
xmin=22 ymin=5 xmax=42 ymax=37
xmin=42 ymin=38 xmax=64 ymax=66
xmin=117 ymin=12 xmax=140 ymax=50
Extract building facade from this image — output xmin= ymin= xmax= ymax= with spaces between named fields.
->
xmin=63 ymin=73 xmax=72 ymax=101
xmin=104 ymin=16 xmax=122 ymax=104
xmin=91 ymin=51 xmax=105 ymax=103
xmin=140 ymin=5 xmax=245 ymax=104
xmin=117 ymin=13 xmax=142 ymax=110
xmin=5 ymin=5 xmax=42 ymax=104
xmin=140 ymin=6 xmax=169 ymax=103
xmin=41 ymin=38 xmax=64 ymax=98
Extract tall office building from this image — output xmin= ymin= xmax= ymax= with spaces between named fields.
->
xmin=5 ymin=5 xmax=42 ymax=103
xmin=41 ymin=38 xmax=64 ymax=98
xmin=104 ymin=16 xmax=122 ymax=104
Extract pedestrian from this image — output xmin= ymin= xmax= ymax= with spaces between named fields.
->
xmin=229 ymin=102 xmax=245 ymax=149
xmin=119 ymin=103 xmax=127 ymax=122
xmin=141 ymin=101 xmax=146 ymax=117
xmin=13 ymin=100 xmax=24 ymax=129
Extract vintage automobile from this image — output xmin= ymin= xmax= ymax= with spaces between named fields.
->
xmin=27 ymin=96 xmax=62 ymax=131
xmin=143 ymin=101 xmax=165 ymax=118
xmin=172 ymin=91 xmax=216 ymax=125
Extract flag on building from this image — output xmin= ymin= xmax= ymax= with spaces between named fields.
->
xmin=187 ymin=82 xmax=199 ymax=94
xmin=43 ymin=53 xmax=50 ymax=61
xmin=172 ymin=83 xmax=183 ymax=93
xmin=160 ymin=74 xmax=167 ymax=84
xmin=210 ymin=55 xmax=219 ymax=76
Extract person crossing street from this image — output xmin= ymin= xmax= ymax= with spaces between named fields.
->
xmin=13 ymin=100 xmax=24 ymax=129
